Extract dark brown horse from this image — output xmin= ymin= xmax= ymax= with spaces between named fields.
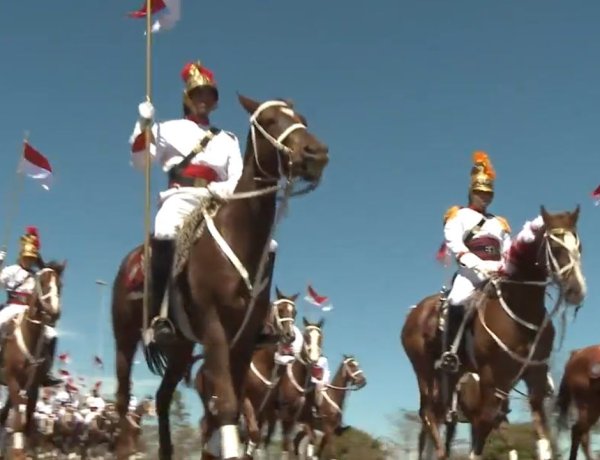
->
xmin=556 ymin=344 xmax=600 ymax=460
xmin=0 ymin=261 xmax=66 ymax=460
xmin=112 ymin=94 xmax=329 ymax=460
xmin=295 ymin=355 xmax=367 ymax=460
xmin=402 ymin=206 xmax=585 ymax=459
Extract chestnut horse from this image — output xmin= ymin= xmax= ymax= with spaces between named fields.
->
xmin=556 ymin=344 xmax=600 ymax=460
xmin=0 ymin=261 xmax=66 ymax=460
xmin=295 ymin=355 xmax=367 ymax=460
xmin=112 ymin=94 xmax=329 ymax=460
xmin=402 ymin=207 xmax=585 ymax=459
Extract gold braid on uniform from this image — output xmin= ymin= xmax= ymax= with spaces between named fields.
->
xmin=172 ymin=198 xmax=223 ymax=276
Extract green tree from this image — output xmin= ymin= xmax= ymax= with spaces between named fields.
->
xmin=453 ymin=422 xmax=537 ymax=460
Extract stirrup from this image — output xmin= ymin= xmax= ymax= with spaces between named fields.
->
xmin=435 ymin=351 xmax=460 ymax=373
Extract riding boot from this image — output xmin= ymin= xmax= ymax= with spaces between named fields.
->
xmin=42 ymin=336 xmax=63 ymax=387
xmin=437 ymin=304 xmax=464 ymax=373
xmin=148 ymin=238 xmax=176 ymax=346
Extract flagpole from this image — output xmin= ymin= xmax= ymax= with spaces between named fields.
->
xmin=142 ymin=0 xmax=153 ymax=335
xmin=95 ymin=279 xmax=108 ymax=376
xmin=1 ymin=132 xmax=28 ymax=268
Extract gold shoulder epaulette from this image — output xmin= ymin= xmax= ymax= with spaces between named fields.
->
xmin=443 ymin=205 xmax=461 ymax=224
xmin=496 ymin=215 xmax=511 ymax=233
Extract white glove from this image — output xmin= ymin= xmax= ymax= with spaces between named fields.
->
xmin=0 ymin=250 xmax=6 ymax=263
xmin=479 ymin=260 xmax=502 ymax=276
xmin=138 ymin=101 xmax=155 ymax=128
xmin=458 ymin=252 xmax=482 ymax=270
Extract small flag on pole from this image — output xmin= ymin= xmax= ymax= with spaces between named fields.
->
xmin=58 ymin=352 xmax=70 ymax=365
xmin=436 ymin=242 xmax=451 ymax=266
xmin=591 ymin=185 xmax=600 ymax=206
xmin=19 ymin=142 xmax=53 ymax=190
xmin=128 ymin=0 xmax=181 ymax=33
xmin=304 ymin=285 xmax=333 ymax=312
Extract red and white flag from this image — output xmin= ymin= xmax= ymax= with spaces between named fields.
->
xmin=19 ymin=142 xmax=53 ymax=190
xmin=591 ymin=185 xmax=600 ymax=206
xmin=58 ymin=369 xmax=70 ymax=378
xmin=304 ymin=285 xmax=333 ymax=312
xmin=58 ymin=352 xmax=70 ymax=365
xmin=128 ymin=0 xmax=181 ymax=33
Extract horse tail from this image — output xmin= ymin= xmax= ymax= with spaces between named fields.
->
xmin=556 ymin=371 xmax=572 ymax=430
xmin=183 ymin=353 xmax=205 ymax=387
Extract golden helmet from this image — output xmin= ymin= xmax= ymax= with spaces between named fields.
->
xmin=19 ymin=226 xmax=40 ymax=259
xmin=180 ymin=61 xmax=219 ymax=111
xmin=469 ymin=151 xmax=496 ymax=193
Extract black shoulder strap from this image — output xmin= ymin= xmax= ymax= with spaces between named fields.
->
xmin=172 ymin=127 xmax=221 ymax=174
xmin=464 ymin=216 xmax=487 ymax=244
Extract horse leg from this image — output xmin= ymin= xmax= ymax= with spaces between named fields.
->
xmin=200 ymin=318 xmax=243 ymax=460
xmin=469 ymin=381 xmax=502 ymax=459
xmin=5 ymin=374 xmax=26 ymax=460
xmin=416 ymin=374 xmax=445 ymax=460
xmin=495 ymin=418 xmax=518 ymax=460
xmin=444 ymin=419 xmax=457 ymax=456
xmin=280 ymin=416 xmax=295 ymax=460
xmin=114 ymin=316 xmax=139 ymax=460
xmin=241 ymin=397 xmax=260 ymax=459
xmin=157 ymin=342 xmax=194 ymax=460
xmin=524 ymin=371 xmax=554 ymax=460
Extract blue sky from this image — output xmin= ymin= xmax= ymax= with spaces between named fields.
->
xmin=2 ymin=0 xmax=600 ymax=442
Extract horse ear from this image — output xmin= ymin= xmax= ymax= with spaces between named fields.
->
xmin=290 ymin=293 xmax=299 ymax=302
xmin=570 ymin=204 xmax=580 ymax=225
xmin=540 ymin=205 xmax=549 ymax=224
xmin=275 ymin=286 xmax=283 ymax=298
xmin=58 ymin=260 xmax=67 ymax=275
xmin=302 ymin=317 xmax=309 ymax=327
xmin=318 ymin=318 xmax=325 ymax=329
xmin=237 ymin=93 xmax=261 ymax=115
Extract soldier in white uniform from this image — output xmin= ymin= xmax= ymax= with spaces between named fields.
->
xmin=0 ymin=227 xmax=62 ymax=385
xmin=130 ymin=60 xmax=277 ymax=346
xmin=82 ymin=386 xmax=106 ymax=425
xmin=437 ymin=151 xmax=511 ymax=372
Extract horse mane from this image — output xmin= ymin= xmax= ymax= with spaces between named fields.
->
xmin=505 ymin=218 xmax=546 ymax=280
xmin=44 ymin=259 xmax=66 ymax=276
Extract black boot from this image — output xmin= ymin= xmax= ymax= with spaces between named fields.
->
xmin=148 ymin=238 xmax=176 ymax=347
xmin=437 ymin=304 xmax=464 ymax=373
xmin=42 ymin=336 xmax=63 ymax=387
xmin=256 ymin=250 xmax=278 ymax=346
xmin=334 ymin=424 xmax=351 ymax=436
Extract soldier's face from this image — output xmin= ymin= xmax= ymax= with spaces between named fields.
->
xmin=20 ymin=256 xmax=36 ymax=269
xmin=189 ymin=87 xmax=218 ymax=117
xmin=470 ymin=190 xmax=493 ymax=210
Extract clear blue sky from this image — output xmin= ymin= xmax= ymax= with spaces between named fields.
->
xmin=2 ymin=0 xmax=600 ymax=441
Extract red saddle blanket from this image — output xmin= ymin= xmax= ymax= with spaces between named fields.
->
xmin=124 ymin=247 xmax=146 ymax=291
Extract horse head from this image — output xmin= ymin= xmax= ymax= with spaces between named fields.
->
xmin=30 ymin=260 xmax=67 ymax=323
xmin=301 ymin=317 xmax=324 ymax=365
xmin=539 ymin=205 xmax=585 ymax=305
xmin=238 ymin=94 xmax=329 ymax=186
xmin=341 ymin=354 xmax=367 ymax=389
xmin=271 ymin=286 xmax=299 ymax=343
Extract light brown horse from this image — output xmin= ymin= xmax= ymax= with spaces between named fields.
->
xmin=0 ymin=261 xmax=66 ymax=460
xmin=556 ymin=344 xmax=600 ymax=460
xmin=240 ymin=288 xmax=299 ymax=458
xmin=402 ymin=207 xmax=585 ymax=459
xmin=296 ymin=355 xmax=367 ymax=460
xmin=112 ymin=94 xmax=329 ymax=460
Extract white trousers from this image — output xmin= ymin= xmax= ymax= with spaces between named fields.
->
xmin=447 ymin=267 xmax=488 ymax=306
xmin=0 ymin=304 xmax=56 ymax=339
xmin=154 ymin=186 xmax=280 ymax=253
xmin=155 ymin=187 xmax=212 ymax=240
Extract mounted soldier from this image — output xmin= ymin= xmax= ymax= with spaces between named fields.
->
xmin=437 ymin=151 xmax=511 ymax=373
xmin=129 ymin=60 xmax=278 ymax=346
xmin=0 ymin=226 xmax=62 ymax=385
